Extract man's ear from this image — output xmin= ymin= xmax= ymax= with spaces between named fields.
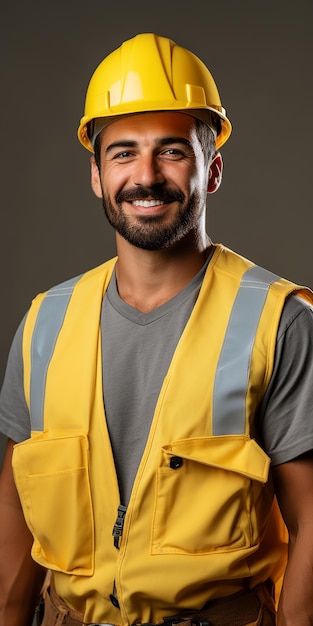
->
xmin=207 ymin=152 xmax=223 ymax=194
xmin=90 ymin=156 xmax=103 ymax=199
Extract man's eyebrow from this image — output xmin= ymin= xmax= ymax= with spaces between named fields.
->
xmin=158 ymin=137 xmax=192 ymax=148
xmin=105 ymin=140 xmax=138 ymax=154
xmin=105 ymin=137 xmax=192 ymax=154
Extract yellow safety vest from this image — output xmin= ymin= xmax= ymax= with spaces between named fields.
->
xmin=12 ymin=245 xmax=313 ymax=625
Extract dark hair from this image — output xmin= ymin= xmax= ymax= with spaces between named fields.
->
xmin=194 ymin=118 xmax=218 ymax=165
xmin=94 ymin=133 xmax=101 ymax=170
xmin=93 ymin=116 xmax=218 ymax=170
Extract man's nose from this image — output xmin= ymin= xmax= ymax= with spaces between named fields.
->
xmin=132 ymin=153 xmax=165 ymax=187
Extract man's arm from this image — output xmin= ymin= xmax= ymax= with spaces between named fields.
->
xmin=0 ymin=438 xmax=46 ymax=626
xmin=272 ymin=451 xmax=313 ymax=626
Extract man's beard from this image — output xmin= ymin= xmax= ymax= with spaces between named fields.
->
xmin=101 ymin=184 xmax=202 ymax=251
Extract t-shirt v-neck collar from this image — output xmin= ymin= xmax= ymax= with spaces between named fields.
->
xmin=106 ymin=251 xmax=213 ymax=326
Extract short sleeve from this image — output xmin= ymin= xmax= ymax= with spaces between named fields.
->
xmin=0 ymin=316 xmax=31 ymax=442
xmin=257 ymin=295 xmax=313 ymax=466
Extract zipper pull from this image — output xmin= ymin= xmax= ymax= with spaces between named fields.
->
xmin=109 ymin=580 xmax=120 ymax=609
xmin=112 ymin=504 xmax=127 ymax=548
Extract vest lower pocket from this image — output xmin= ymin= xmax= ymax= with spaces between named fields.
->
xmin=12 ymin=433 xmax=94 ymax=575
xmin=151 ymin=435 xmax=271 ymax=556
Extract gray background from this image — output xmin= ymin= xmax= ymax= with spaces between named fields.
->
xmin=1 ymin=0 xmax=312 ymax=462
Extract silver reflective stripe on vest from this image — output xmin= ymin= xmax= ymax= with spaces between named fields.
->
xmin=212 ymin=265 xmax=279 ymax=435
xmin=30 ymin=275 xmax=82 ymax=431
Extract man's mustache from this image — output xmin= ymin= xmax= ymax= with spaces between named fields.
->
xmin=116 ymin=185 xmax=185 ymax=204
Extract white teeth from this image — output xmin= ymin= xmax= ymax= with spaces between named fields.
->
xmin=132 ymin=200 xmax=163 ymax=208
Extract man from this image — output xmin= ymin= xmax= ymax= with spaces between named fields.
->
xmin=0 ymin=33 xmax=313 ymax=626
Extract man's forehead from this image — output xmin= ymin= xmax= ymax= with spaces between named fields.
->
xmin=99 ymin=111 xmax=197 ymax=143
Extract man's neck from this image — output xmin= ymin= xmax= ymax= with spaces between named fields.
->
xmin=115 ymin=234 xmax=213 ymax=313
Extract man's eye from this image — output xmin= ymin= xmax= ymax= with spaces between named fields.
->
xmin=161 ymin=148 xmax=185 ymax=159
xmin=113 ymin=151 xmax=133 ymax=160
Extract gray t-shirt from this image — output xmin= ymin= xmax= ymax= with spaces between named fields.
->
xmin=1 ymin=263 xmax=313 ymax=505
xmin=102 ymin=261 xmax=209 ymax=503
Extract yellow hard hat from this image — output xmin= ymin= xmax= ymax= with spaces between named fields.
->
xmin=78 ymin=33 xmax=232 ymax=152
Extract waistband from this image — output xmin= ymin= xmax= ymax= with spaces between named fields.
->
xmin=40 ymin=579 xmax=275 ymax=626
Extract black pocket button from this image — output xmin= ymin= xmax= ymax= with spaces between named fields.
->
xmin=169 ymin=456 xmax=183 ymax=469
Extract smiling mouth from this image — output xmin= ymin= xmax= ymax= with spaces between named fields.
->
xmin=132 ymin=200 xmax=165 ymax=208
xmin=117 ymin=186 xmax=184 ymax=207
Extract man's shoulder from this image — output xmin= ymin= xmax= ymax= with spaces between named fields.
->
xmin=28 ymin=258 xmax=118 ymax=308
xmin=45 ymin=257 xmax=118 ymax=295
xmin=278 ymin=293 xmax=313 ymax=339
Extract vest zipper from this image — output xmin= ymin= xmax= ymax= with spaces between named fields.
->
xmin=112 ymin=504 xmax=127 ymax=548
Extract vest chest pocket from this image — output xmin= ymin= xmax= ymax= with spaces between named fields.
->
xmin=151 ymin=436 xmax=271 ymax=557
xmin=12 ymin=433 xmax=94 ymax=575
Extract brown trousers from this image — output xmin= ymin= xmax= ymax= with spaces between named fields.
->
xmin=40 ymin=580 xmax=276 ymax=626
